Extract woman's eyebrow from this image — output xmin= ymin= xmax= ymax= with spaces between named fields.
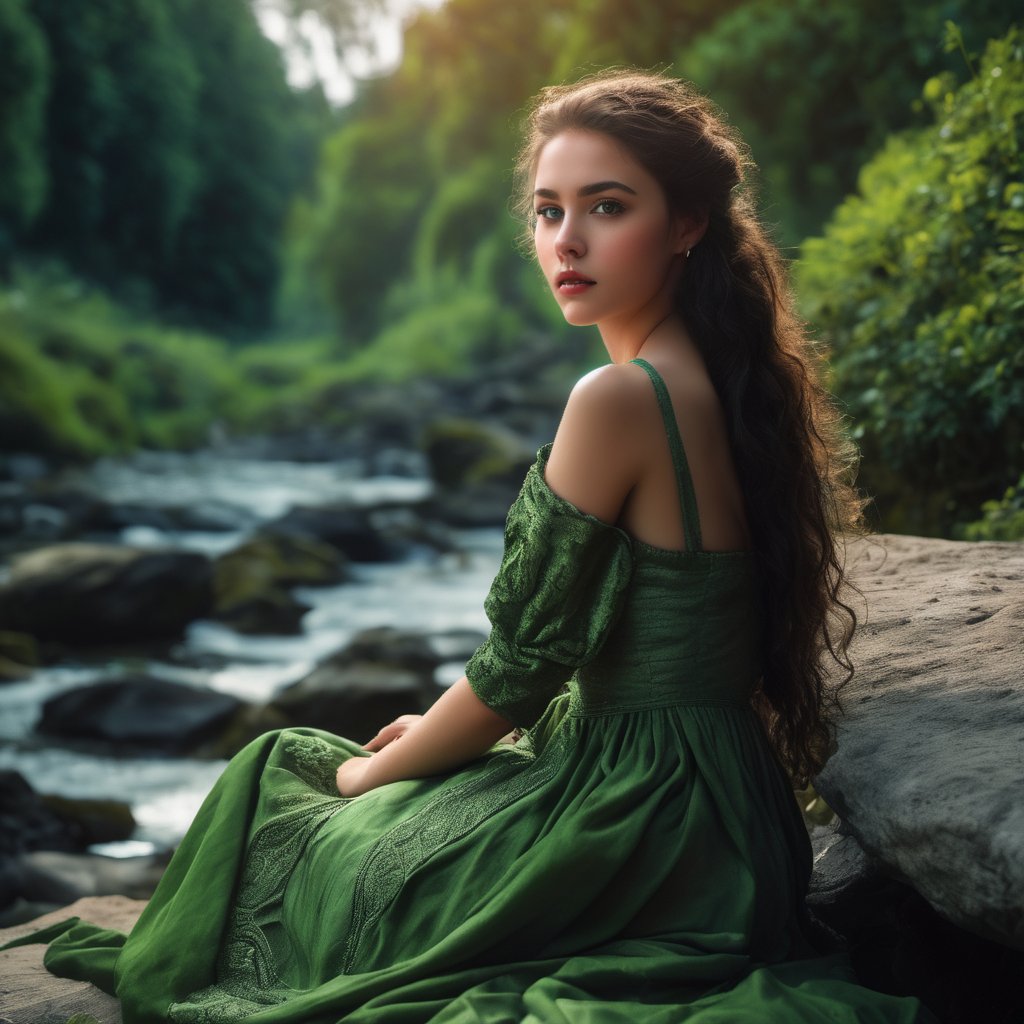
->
xmin=534 ymin=180 xmax=638 ymax=198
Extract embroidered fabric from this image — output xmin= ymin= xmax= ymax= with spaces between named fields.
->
xmin=341 ymin=737 xmax=560 ymax=974
xmin=169 ymin=735 xmax=355 ymax=1021
xmin=169 ymin=794 xmax=349 ymax=1021
xmin=465 ymin=443 xmax=635 ymax=729
xmin=169 ymin=732 xmax=563 ymax=1016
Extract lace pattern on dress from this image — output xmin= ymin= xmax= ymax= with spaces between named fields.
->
xmin=169 ymin=735 xmax=354 ymax=1021
xmin=341 ymin=737 xmax=563 ymax=975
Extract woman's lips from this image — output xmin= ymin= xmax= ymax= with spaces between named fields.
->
xmin=556 ymin=272 xmax=595 ymax=295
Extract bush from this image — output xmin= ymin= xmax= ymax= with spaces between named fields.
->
xmin=0 ymin=267 xmax=242 ymax=458
xmin=959 ymin=473 xmax=1024 ymax=541
xmin=797 ymin=26 xmax=1024 ymax=536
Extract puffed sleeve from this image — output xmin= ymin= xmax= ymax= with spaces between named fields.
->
xmin=464 ymin=443 xmax=635 ymax=730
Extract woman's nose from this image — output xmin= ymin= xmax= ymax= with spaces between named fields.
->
xmin=554 ymin=219 xmax=586 ymax=261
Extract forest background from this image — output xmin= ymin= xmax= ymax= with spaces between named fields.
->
xmin=0 ymin=0 xmax=1021 ymax=540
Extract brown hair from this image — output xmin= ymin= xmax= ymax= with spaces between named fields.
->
xmin=514 ymin=70 xmax=866 ymax=788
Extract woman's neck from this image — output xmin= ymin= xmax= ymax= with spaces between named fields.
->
xmin=600 ymin=310 xmax=696 ymax=365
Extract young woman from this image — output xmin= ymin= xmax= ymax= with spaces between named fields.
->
xmin=7 ymin=71 xmax=935 ymax=1023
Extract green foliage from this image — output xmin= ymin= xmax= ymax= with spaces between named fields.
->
xmin=2 ymin=0 xmax=1020 ymax=515
xmin=959 ymin=473 xmax=1024 ymax=541
xmin=678 ymin=0 xmax=1014 ymax=245
xmin=337 ymin=292 xmax=525 ymax=384
xmin=153 ymin=0 xmax=321 ymax=334
xmin=798 ymin=27 xmax=1024 ymax=535
xmin=0 ymin=265 xmax=531 ymax=459
xmin=0 ymin=0 xmax=50 ymax=249
xmin=3 ymin=0 xmax=332 ymax=333
xmin=22 ymin=0 xmax=201 ymax=292
xmin=0 ymin=267 xmax=243 ymax=458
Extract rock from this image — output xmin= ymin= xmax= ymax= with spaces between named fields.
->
xmin=262 ymin=506 xmax=394 ymax=562
xmin=89 ymin=503 xmax=179 ymax=535
xmin=0 ymin=772 xmax=83 ymax=858
xmin=192 ymin=703 xmax=292 ymax=760
xmin=807 ymin=819 xmax=877 ymax=909
xmin=0 ymin=631 xmax=38 ymax=682
xmin=0 ymin=894 xmax=146 ymax=1024
xmin=0 ymin=453 xmax=51 ymax=485
xmin=806 ymin=860 xmax=1024 ymax=1023
xmin=214 ymin=531 xmax=348 ymax=592
xmin=0 ymin=772 xmax=138 ymax=922
xmin=37 ymin=797 xmax=135 ymax=850
xmin=813 ymin=533 xmax=1024 ymax=953
xmin=3 ymin=850 xmax=167 ymax=911
xmin=333 ymin=626 xmax=442 ymax=674
xmin=0 ymin=543 xmax=214 ymax=645
xmin=364 ymin=505 xmax=457 ymax=558
xmin=425 ymin=479 xmax=521 ymax=528
xmin=421 ymin=417 xmax=534 ymax=490
xmin=271 ymin=627 xmax=445 ymax=740
xmin=37 ymin=676 xmax=242 ymax=753
xmin=211 ymin=589 xmax=312 ymax=635
xmin=273 ymin=663 xmax=438 ymax=742
xmin=211 ymin=532 xmax=350 ymax=635
xmin=0 ymin=488 xmax=109 ymax=545
xmin=170 ymin=500 xmax=257 ymax=533
xmin=420 ymin=416 xmax=534 ymax=528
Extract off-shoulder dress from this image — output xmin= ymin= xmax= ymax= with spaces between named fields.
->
xmin=7 ymin=358 xmax=935 ymax=1022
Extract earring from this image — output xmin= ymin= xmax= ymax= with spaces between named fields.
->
xmin=685 ymin=248 xmax=692 ymax=259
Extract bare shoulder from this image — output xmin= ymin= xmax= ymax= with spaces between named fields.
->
xmin=561 ymin=361 xmax=653 ymax=435
xmin=543 ymin=363 xmax=651 ymax=525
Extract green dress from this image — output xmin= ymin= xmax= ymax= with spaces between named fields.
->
xmin=6 ymin=358 xmax=935 ymax=1023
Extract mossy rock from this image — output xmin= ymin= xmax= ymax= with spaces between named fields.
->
xmin=211 ymin=588 xmax=311 ymax=636
xmin=38 ymin=795 xmax=135 ymax=847
xmin=0 ymin=629 xmax=39 ymax=681
xmin=421 ymin=418 xmax=533 ymax=489
xmin=213 ymin=533 xmax=348 ymax=599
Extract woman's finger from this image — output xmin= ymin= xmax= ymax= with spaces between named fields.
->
xmin=362 ymin=722 xmax=404 ymax=751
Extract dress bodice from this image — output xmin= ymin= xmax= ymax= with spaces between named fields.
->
xmin=465 ymin=357 xmax=765 ymax=730
xmin=571 ymin=543 xmax=763 ymax=715
xmin=573 ymin=355 xmax=763 ymax=711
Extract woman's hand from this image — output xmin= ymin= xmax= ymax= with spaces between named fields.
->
xmin=336 ymin=755 xmax=372 ymax=798
xmin=362 ymin=714 xmax=423 ymax=752
xmin=333 ymin=678 xmax=514 ymax=793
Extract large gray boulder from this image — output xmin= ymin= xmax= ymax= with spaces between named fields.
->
xmin=0 ymin=542 xmax=213 ymax=645
xmin=813 ymin=533 xmax=1024 ymax=953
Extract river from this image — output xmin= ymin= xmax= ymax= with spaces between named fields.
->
xmin=0 ymin=445 xmax=504 ymax=855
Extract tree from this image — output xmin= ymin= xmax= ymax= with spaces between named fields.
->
xmin=0 ymin=0 xmax=50 ymax=273
xmin=679 ymin=0 xmax=1014 ymax=245
xmin=797 ymin=26 xmax=1024 ymax=535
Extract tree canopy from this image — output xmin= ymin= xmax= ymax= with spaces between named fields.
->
xmin=799 ymin=26 xmax=1024 ymax=534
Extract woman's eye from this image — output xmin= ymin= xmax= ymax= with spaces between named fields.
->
xmin=535 ymin=205 xmax=562 ymax=221
xmin=593 ymin=199 xmax=625 ymax=215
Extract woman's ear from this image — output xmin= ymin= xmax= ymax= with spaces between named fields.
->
xmin=671 ymin=208 xmax=710 ymax=255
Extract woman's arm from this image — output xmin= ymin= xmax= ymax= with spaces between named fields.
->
xmin=336 ymin=366 xmax=642 ymax=799
xmin=336 ymin=676 xmax=515 ymax=797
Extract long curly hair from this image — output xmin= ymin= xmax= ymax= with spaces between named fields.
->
xmin=513 ymin=70 xmax=866 ymax=788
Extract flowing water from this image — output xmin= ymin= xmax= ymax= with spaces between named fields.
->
xmin=0 ymin=447 xmax=504 ymax=854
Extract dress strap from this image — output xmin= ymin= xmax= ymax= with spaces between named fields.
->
xmin=629 ymin=357 xmax=703 ymax=552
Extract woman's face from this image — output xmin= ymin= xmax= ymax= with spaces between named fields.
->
xmin=531 ymin=130 xmax=688 ymax=334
